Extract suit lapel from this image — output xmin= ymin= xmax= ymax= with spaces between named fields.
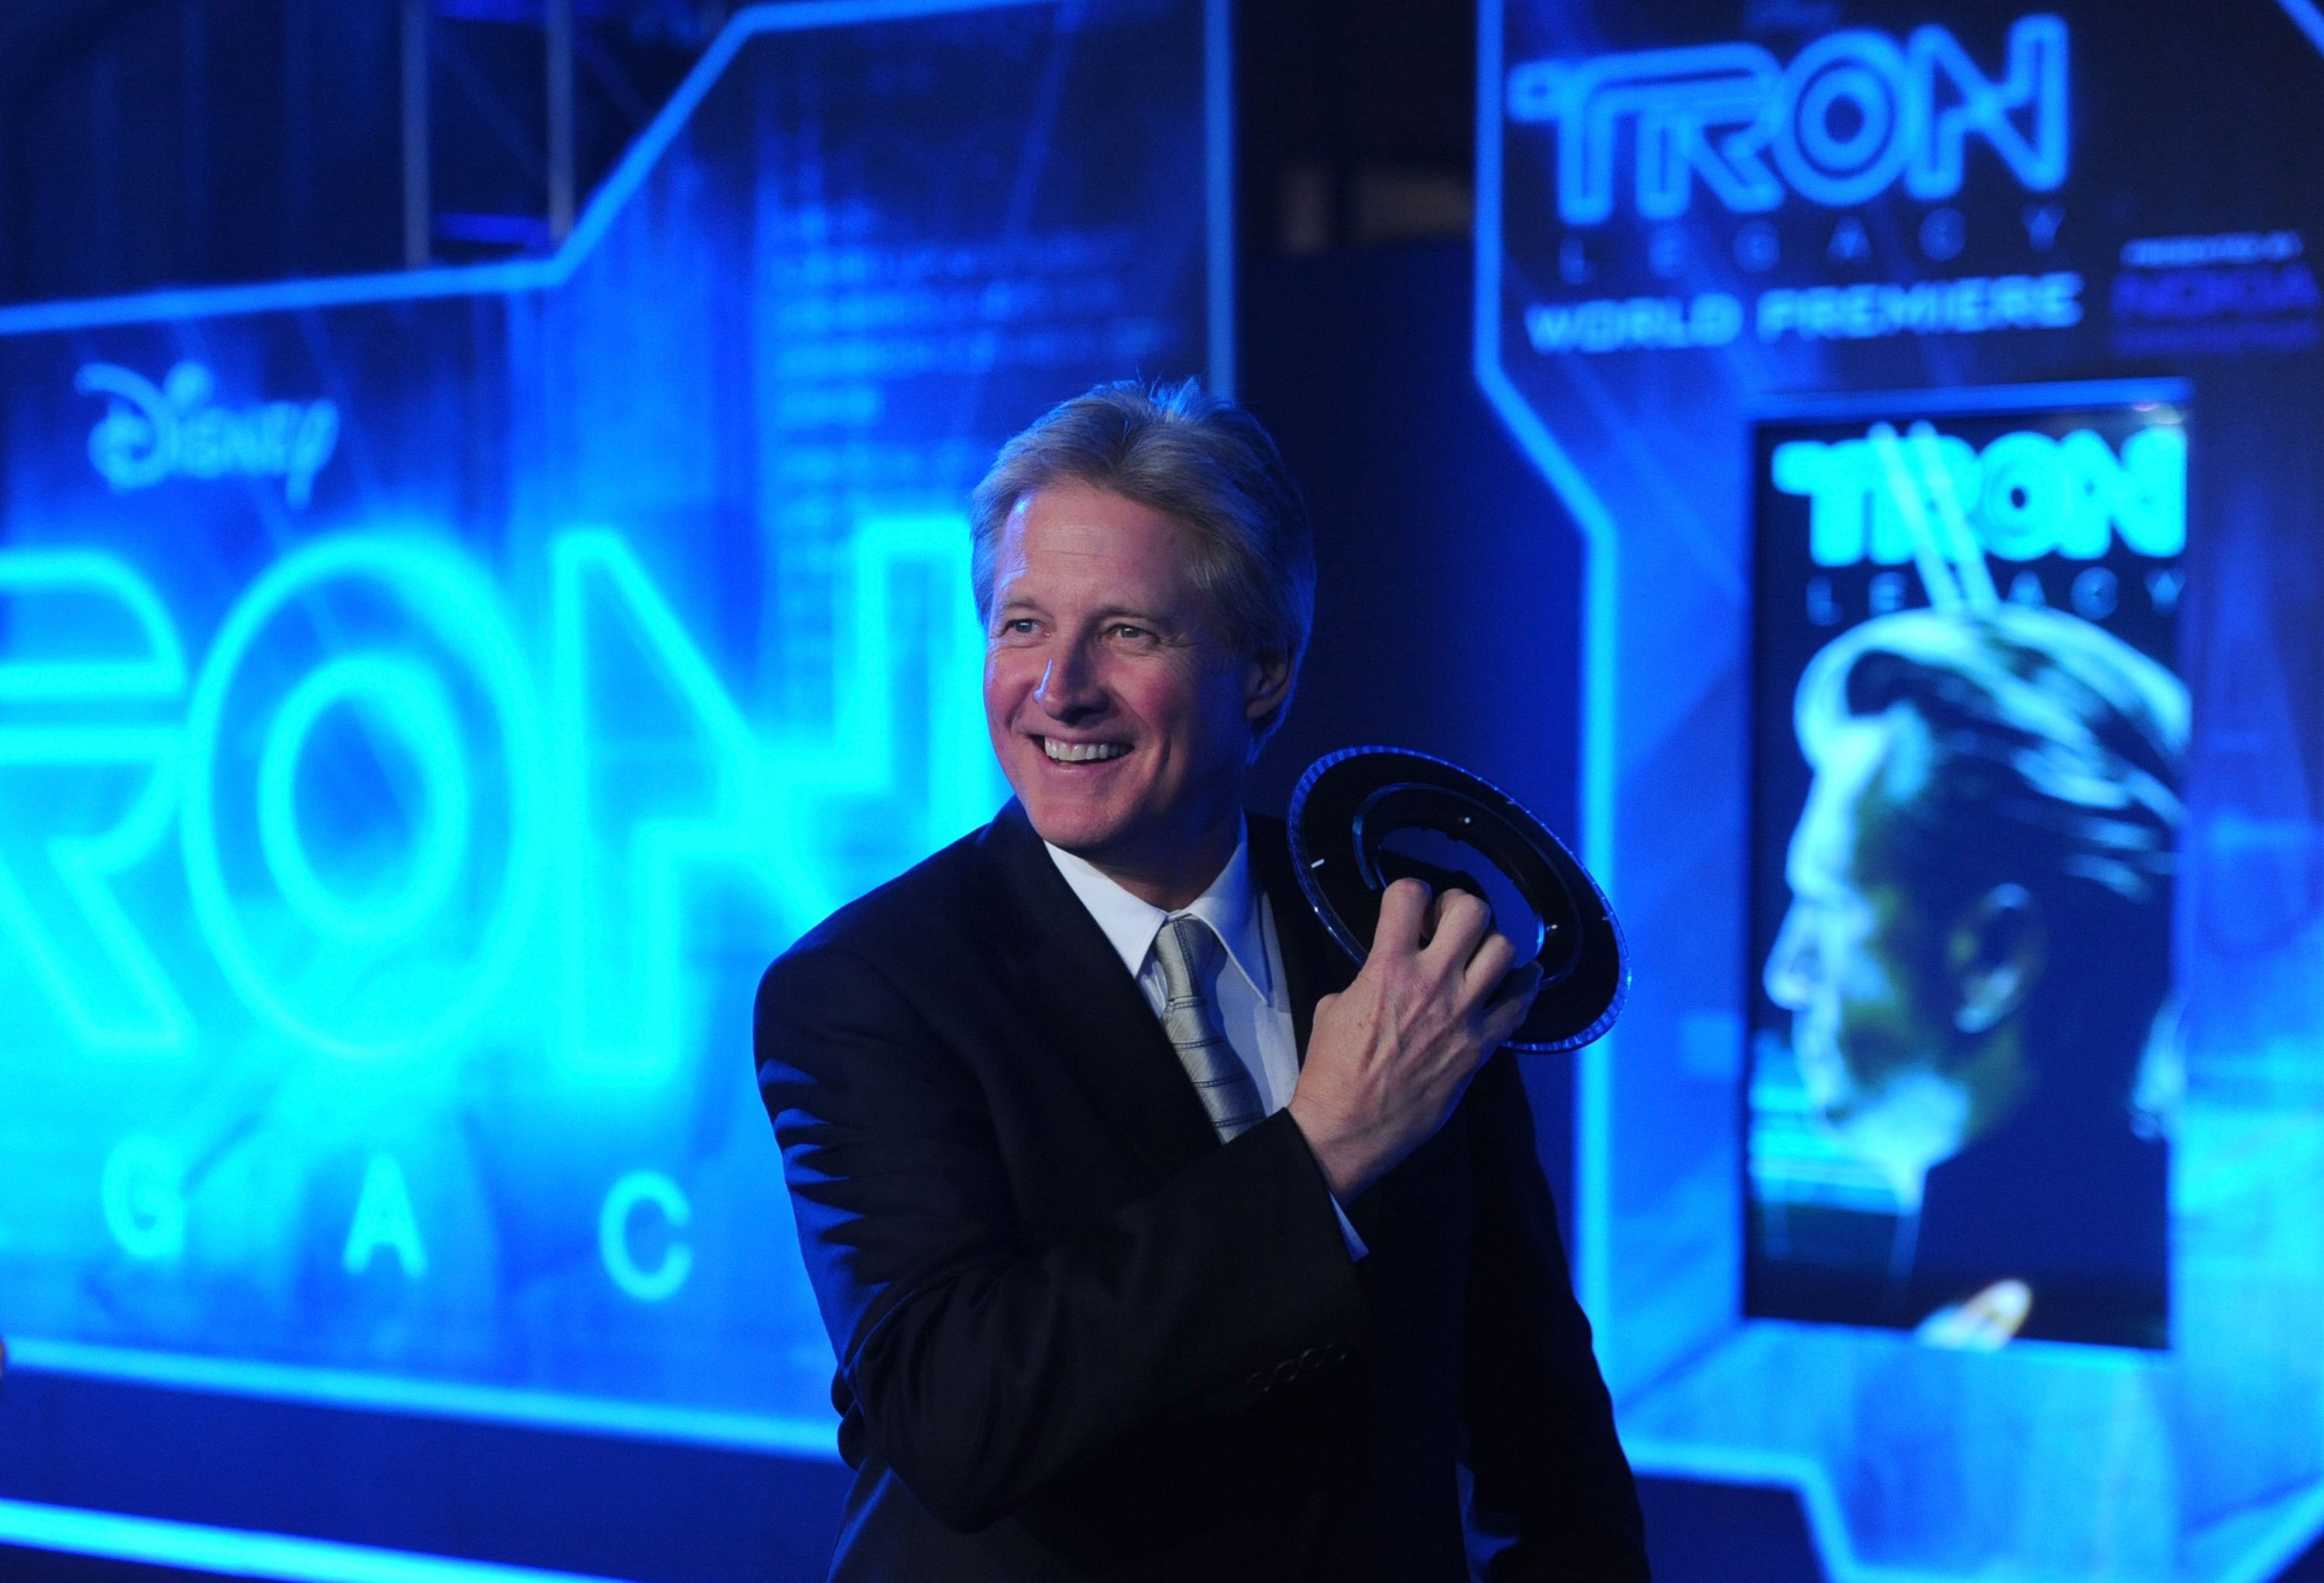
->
xmin=982 ymin=803 xmax=1224 ymax=1179
xmin=1247 ymin=812 xmax=1359 ymax=1062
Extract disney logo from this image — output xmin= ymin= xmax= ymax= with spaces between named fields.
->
xmin=76 ymin=361 xmax=340 ymax=509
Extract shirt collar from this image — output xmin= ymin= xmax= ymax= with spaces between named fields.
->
xmin=1042 ymin=822 xmax=1271 ymax=1001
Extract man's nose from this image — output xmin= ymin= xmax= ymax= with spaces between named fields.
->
xmin=1763 ymin=905 xmax=1816 ymax=1010
xmin=1034 ymin=643 xmax=1106 ymax=718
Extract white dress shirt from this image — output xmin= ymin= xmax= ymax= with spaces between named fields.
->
xmin=1043 ymin=823 xmax=1365 ymax=1258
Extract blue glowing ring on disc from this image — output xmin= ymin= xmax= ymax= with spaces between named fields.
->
xmin=1287 ymin=746 xmax=1627 ymax=1054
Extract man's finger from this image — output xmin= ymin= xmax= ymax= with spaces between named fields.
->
xmin=1419 ymin=888 xmax=1494 ymax=966
xmin=1479 ymin=963 xmax=1544 ymax=1046
xmin=1370 ymin=877 xmax=1434 ymax=956
xmin=1418 ymin=890 xmax=1444 ymax=946
xmin=1459 ymin=929 xmax=1521 ymax=999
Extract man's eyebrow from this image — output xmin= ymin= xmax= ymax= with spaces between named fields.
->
xmin=989 ymin=597 xmax=1186 ymax=633
xmin=1088 ymin=603 xmax=1175 ymax=627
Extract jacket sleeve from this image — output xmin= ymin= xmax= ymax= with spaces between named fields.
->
xmin=1458 ymin=1051 xmax=1653 ymax=1581
xmin=755 ymin=939 xmax=1367 ymax=1533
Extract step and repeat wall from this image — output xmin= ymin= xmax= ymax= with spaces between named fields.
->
xmin=1481 ymin=1 xmax=2322 ymax=1578
xmin=0 ymin=0 xmax=1222 ymax=1461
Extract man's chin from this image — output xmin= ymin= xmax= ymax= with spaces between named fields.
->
xmin=1827 ymin=1071 xmax=1972 ymax=1206
xmin=1016 ymin=795 xmax=1134 ymax=857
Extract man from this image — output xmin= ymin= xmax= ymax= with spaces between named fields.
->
xmin=1761 ymin=605 xmax=2186 ymax=1347
xmin=756 ymin=380 xmax=1648 ymax=1579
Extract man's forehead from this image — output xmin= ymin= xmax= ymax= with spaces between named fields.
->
xmin=1790 ymin=721 xmax=1893 ymax=888
xmin=1810 ymin=719 xmax=1893 ymax=801
xmin=999 ymin=506 xmax=1142 ymax=562
xmin=992 ymin=484 xmax=1203 ymax=602
xmin=1007 ymin=480 xmax=1181 ymax=528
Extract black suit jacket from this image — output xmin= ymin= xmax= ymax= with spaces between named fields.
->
xmin=755 ymin=802 xmax=1648 ymax=1581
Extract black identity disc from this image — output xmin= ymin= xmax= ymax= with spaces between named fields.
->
xmin=1286 ymin=747 xmax=1627 ymax=1054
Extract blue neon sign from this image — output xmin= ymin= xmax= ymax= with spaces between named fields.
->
xmin=0 ymin=0 xmax=1227 ymax=1466
xmin=1479 ymin=0 xmax=2324 ymax=1578
xmin=1772 ymin=422 xmax=2187 ymax=567
xmin=1508 ymin=13 xmax=2068 ymax=224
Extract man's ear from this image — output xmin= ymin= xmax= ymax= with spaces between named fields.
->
xmin=1948 ymin=882 xmax=2045 ymax=1034
xmin=1243 ymin=648 xmax=1295 ymax=723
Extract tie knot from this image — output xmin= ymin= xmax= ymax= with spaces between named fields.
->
xmin=1153 ymin=914 xmax=1222 ymax=1001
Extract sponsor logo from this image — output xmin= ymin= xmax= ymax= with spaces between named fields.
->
xmin=77 ymin=361 xmax=340 ymax=509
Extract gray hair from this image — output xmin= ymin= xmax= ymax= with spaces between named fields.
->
xmin=970 ymin=379 xmax=1315 ymax=746
xmin=1796 ymin=606 xmax=2187 ymax=905
xmin=1796 ymin=606 xmax=2189 ymax=1101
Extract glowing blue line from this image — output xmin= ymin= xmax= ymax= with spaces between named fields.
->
xmin=1205 ymin=0 xmax=1236 ymax=397
xmin=0 ymin=1497 xmax=634 ymax=1583
xmin=1472 ymin=0 xmax=1618 ymax=1337
xmin=559 ymin=0 xmax=1048 ymax=280
xmin=0 ymin=263 xmax=552 ymax=337
xmin=1621 ymin=1439 xmax=1974 ymax=1583
xmin=2215 ymin=1482 xmax=2324 ymax=1583
xmin=1627 ymin=1327 xmax=2195 ymax=1582
xmin=0 ymin=0 xmax=1054 ymax=339
xmin=2275 ymin=0 xmax=2324 ymax=58
xmin=8 ymin=1338 xmax=841 ymax=1460
xmin=1573 ymin=534 xmax=1617 ymax=1338
xmin=1753 ymin=376 xmax=2192 ymax=421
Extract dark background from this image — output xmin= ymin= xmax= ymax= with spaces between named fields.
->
xmin=0 ymin=2 xmax=2310 ymax=1580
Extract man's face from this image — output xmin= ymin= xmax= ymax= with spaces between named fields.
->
xmin=982 ymin=483 xmax=1280 ymax=892
xmin=1763 ymin=726 xmax=1968 ymax=1180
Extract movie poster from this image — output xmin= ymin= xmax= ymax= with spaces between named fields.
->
xmin=1745 ymin=398 xmax=2188 ymax=1350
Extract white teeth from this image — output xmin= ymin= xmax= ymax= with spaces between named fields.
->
xmin=1042 ymin=738 xmax=1130 ymax=763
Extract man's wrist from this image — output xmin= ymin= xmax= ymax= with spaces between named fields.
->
xmin=1285 ymin=1097 xmax=1365 ymax=1204
xmin=1280 ymin=1101 xmax=1370 ymax=1259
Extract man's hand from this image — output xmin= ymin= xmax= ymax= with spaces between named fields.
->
xmin=1287 ymin=878 xmax=1543 ymax=1202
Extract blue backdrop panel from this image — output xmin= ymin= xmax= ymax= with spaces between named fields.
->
xmin=0 ymin=0 xmax=1222 ymax=1468
xmin=1478 ymin=2 xmax=2324 ymax=1579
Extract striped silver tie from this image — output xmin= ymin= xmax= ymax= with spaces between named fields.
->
xmin=1152 ymin=915 xmax=1266 ymax=1142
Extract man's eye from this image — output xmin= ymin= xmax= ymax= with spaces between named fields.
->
xmin=1000 ymin=618 xmax=1038 ymax=636
xmin=1111 ymin=623 xmax=1152 ymax=641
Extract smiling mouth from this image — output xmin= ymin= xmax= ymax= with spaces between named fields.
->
xmin=1040 ymin=737 xmax=1131 ymax=763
